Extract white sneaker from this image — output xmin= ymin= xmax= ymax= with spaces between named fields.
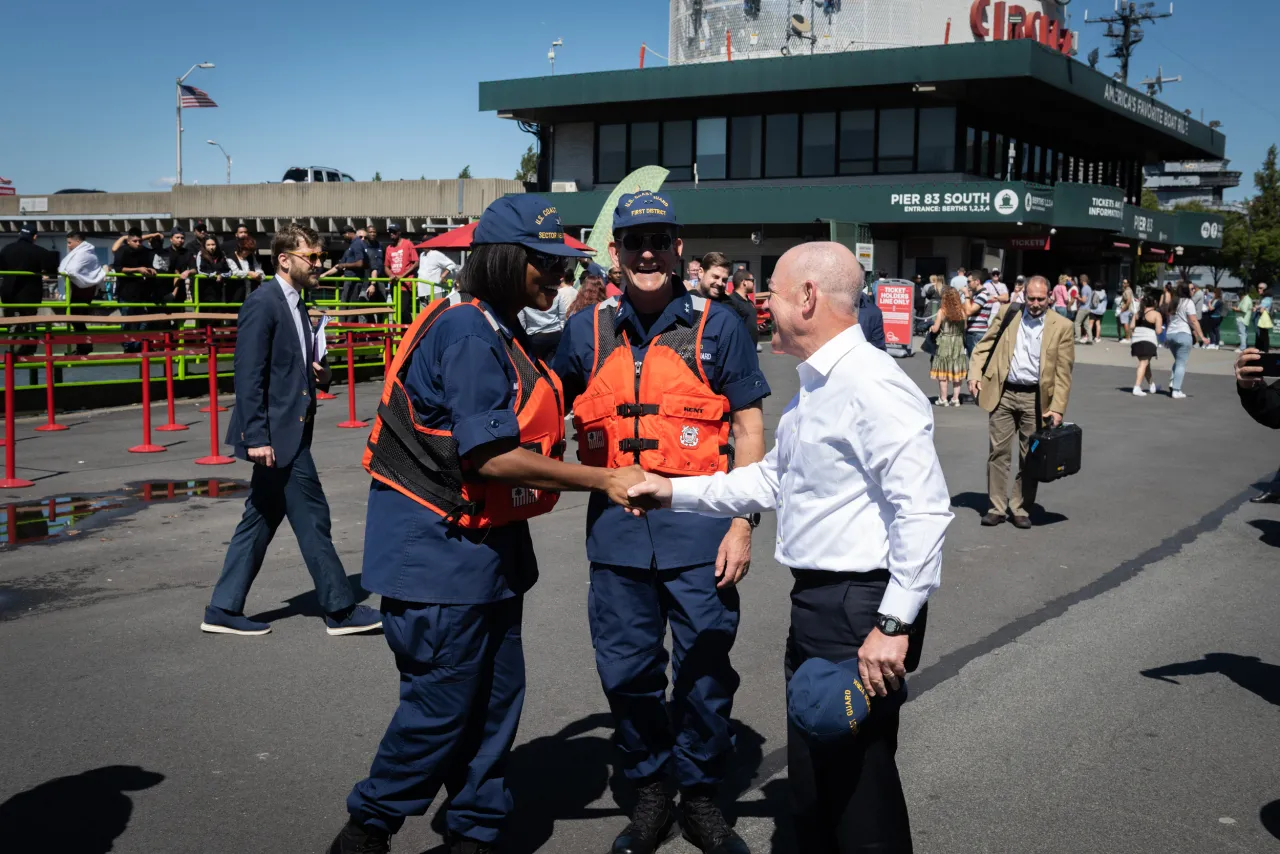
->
xmin=1148 ymin=384 xmax=1159 ymax=394
xmin=1171 ymin=390 xmax=1187 ymax=400
xmin=1132 ymin=386 xmax=1146 ymax=396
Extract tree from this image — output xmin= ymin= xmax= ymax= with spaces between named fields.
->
xmin=457 ymin=165 xmax=472 ymax=179
xmin=1140 ymin=187 xmax=1161 ymax=210
xmin=1243 ymin=144 xmax=1280 ymax=286
xmin=516 ymin=144 xmax=539 ymax=182
xmin=373 ymin=171 xmax=382 ymax=182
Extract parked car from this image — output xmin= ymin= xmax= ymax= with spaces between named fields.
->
xmin=54 ymin=188 xmax=106 ymax=194
xmin=281 ymin=167 xmax=355 ymax=183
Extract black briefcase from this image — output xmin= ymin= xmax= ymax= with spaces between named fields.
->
xmin=1024 ymin=423 xmax=1082 ymax=482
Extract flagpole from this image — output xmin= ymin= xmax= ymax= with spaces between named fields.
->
xmin=176 ymin=80 xmax=183 ymax=186
xmin=175 ymin=62 xmax=215 ymax=187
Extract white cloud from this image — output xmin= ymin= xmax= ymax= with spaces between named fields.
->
xmin=150 ymin=176 xmax=177 ymax=188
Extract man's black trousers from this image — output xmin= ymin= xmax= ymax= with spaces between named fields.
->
xmin=785 ymin=569 xmax=925 ymax=854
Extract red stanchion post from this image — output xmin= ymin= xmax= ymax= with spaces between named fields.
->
xmin=337 ymin=331 xmax=368 ymax=428
xmin=195 ymin=342 xmax=235 ymax=465
xmin=199 ymin=328 xmax=228 ymax=413
xmin=129 ymin=340 xmax=165 ymax=454
xmin=1 ymin=350 xmax=36 ymax=488
xmin=155 ymin=332 xmax=188 ymax=432
xmin=34 ymin=332 xmax=68 ymax=432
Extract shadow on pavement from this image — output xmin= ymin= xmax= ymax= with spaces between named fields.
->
xmin=418 ymin=714 xmax=771 ymax=854
xmin=247 ymin=572 xmax=373 ymax=623
xmin=1261 ymin=799 xmax=1280 ymax=841
xmin=0 ymin=765 xmax=164 ymax=852
xmin=1247 ymin=519 xmax=1280 ymax=548
xmin=949 ymin=492 xmax=988 ymax=517
xmin=1141 ymin=653 xmax=1280 ymax=707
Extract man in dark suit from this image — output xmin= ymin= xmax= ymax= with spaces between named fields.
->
xmin=200 ymin=223 xmax=381 ymax=637
xmin=1237 ymin=347 xmax=1280 ymax=503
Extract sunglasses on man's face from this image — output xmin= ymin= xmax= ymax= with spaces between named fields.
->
xmin=620 ymin=232 xmax=673 ymax=253
xmin=287 ymin=251 xmax=323 ymax=266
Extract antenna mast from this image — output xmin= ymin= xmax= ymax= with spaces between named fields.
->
xmin=1086 ymin=1 xmax=1173 ymax=86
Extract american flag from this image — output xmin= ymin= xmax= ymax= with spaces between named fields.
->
xmin=179 ymin=85 xmax=218 ymax=108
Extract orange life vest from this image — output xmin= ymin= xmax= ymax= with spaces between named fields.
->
xmin=572 ymin=295 xmax=731 ymax=476
xmin=363 ymin=292 xmax=565 ymax=528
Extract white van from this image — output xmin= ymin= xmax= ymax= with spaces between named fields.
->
xmin=281 ymin=166 xmax=356 ymax=183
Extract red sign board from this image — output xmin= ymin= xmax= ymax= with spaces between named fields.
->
xmin=970 ymin=0 xmax=1075 ymax=55
xmin=875 ymin=283 xmax=915 ymax=347
xmin=0 ymin=187 xmax=14 ymax=196
xmin=1009 ymin=236 xmax=1051 ymax=250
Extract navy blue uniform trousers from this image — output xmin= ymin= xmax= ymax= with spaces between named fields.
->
xmin=785 ymin=570 xmax=921 ymax=854
xmin=209 ymin=446 xmax=354 ymax=615
xmin=588 ymin=562 xmax=740 ymax=790
xmin=347 ymin=596 xmax=525 ymax=843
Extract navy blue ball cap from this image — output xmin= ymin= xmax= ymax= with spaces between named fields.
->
xmin=612 ymin=190 xmax=680 ymax=232
xmin=18 ymin=221 xmax=36 ymax=236
xmin=473 ymin=194 xmax=589 ymax=258
xmin=787 ymin=658 xmax=874 ymax=744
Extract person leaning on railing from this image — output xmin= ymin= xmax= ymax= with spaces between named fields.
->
xmin=111 ymin=227 xmax=158 ymax=353
xmin=226 ymin=235 xmax=266 ymax=303
xmin=0 ymin=222 xmax=58 ymax=356
xmin=58 ymin=231 xmax=107 ymax=355
xmin=194 ymin=235 xmax=231 ymax=326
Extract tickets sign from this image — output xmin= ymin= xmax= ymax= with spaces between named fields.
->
xmin=875 ymin=283 xmax=914 ymax=348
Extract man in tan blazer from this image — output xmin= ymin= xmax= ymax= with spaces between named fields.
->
xmin=968 ymin=276 xmax=1075 ymax=528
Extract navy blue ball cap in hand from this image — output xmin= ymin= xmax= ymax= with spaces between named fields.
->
xmin=612 ymin=190 xmax=680 ymax=232
xmin=787 ymin=657 xmax=876 ymax=744
xmin=473 ymin=194 xmax=589 ymax=257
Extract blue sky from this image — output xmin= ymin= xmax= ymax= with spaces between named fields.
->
xmin=1 ymin=0 xmax=1275 ymax=200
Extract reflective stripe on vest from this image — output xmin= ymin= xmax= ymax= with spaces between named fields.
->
xmin=362 ymin=293 xmax=566 ymax=528
xmin=573 ymin=299 xmax=732 ymax=477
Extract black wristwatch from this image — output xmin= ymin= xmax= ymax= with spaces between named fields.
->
xmin=736 ymin=513 xmax=761 ymax=529
xmin=876 ymin=614 xmax=913 ymax=636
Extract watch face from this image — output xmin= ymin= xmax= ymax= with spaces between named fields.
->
xmin=881 ymin=617 xmax=900 ymax=633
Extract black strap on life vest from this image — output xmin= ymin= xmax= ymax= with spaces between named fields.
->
xmin=591 ymin=296 xmax=705 ymax=381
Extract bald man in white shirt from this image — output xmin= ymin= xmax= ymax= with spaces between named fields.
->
xmin=629 ymin=242 xmax=952 ymax=853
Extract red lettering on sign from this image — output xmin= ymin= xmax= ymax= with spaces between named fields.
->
xmin=970 ymin=0 xmax=990 ymax=37
xmin=969 ymin=0 xmax=1074 ymax=55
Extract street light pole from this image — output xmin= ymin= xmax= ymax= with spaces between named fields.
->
xmin=207 ymin=140 xmax=231 ymax=184
xmin=175 ymin=62 xmax=215 ymax=186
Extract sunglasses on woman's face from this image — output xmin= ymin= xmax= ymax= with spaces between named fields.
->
xmin=526 ymin=250 xmax=572 ymax=277
xmin=620 ymin=232 xmax=674 ymax=253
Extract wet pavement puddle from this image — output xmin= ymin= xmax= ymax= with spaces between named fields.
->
xmin=0 ymin=479 xmax=248 ymax=549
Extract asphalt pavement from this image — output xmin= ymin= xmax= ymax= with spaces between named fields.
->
xmin=1 ymin=340 xmax=1277 ymax=853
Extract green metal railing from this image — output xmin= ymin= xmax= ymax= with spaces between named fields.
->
xmin=0 ymin=270 xmax=447 ymax=392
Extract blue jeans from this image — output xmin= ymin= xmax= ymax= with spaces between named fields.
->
xmin=588 ymin=562 xmax=741 ymax=789
xmin=1236 ymin=316 xmax=1249 ymax=348
xmin=209 ymin=446 xmax=354 ymax=614
xmin=1167 ymin=331 xmax=1193 ymax=392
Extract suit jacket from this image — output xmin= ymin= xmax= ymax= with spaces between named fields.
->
xmin=968 ymin=304 xmax=1075 ymax=416
xmin=224 ymin=278 xmax=320 ymax=467
xmin=1239 ymin=380 xmax=1280 ymax=429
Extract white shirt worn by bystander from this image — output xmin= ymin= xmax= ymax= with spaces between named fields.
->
xmin=418 ymin=250 xmax=459 ymax=298
xmin=669 ymin=324 xmax=953 ymax=622
xmin=1006 ymin=310 xmax=1044 ymax=386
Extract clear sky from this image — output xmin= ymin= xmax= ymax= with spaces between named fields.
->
xmin=1 ymin=0 xmax=1274 ymax=200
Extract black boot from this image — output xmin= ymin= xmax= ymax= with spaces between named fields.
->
xmin=611 ymin=779 xmax=675 ymax=854
xmin=1249 ymin=491 xmax=1280 ymax=504
xmin=449 ymin=835 xmax=496 ymax=854
xmin=679 ymin=791 xmax=748 ymax=854
xmin=327 ymin=819 xmax=390 ymax=854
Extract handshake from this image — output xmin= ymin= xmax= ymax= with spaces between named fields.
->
xmin=600 ymin=466 xmax=676 ymax=516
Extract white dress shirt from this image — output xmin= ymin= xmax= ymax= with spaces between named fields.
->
xmin=276 ymin=276 xmax=310 ymax=365
xmin=670 ymin=324 xmax=952 ymax=622
xmin=1006 ymin=310 xmax=1043 ymax=386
